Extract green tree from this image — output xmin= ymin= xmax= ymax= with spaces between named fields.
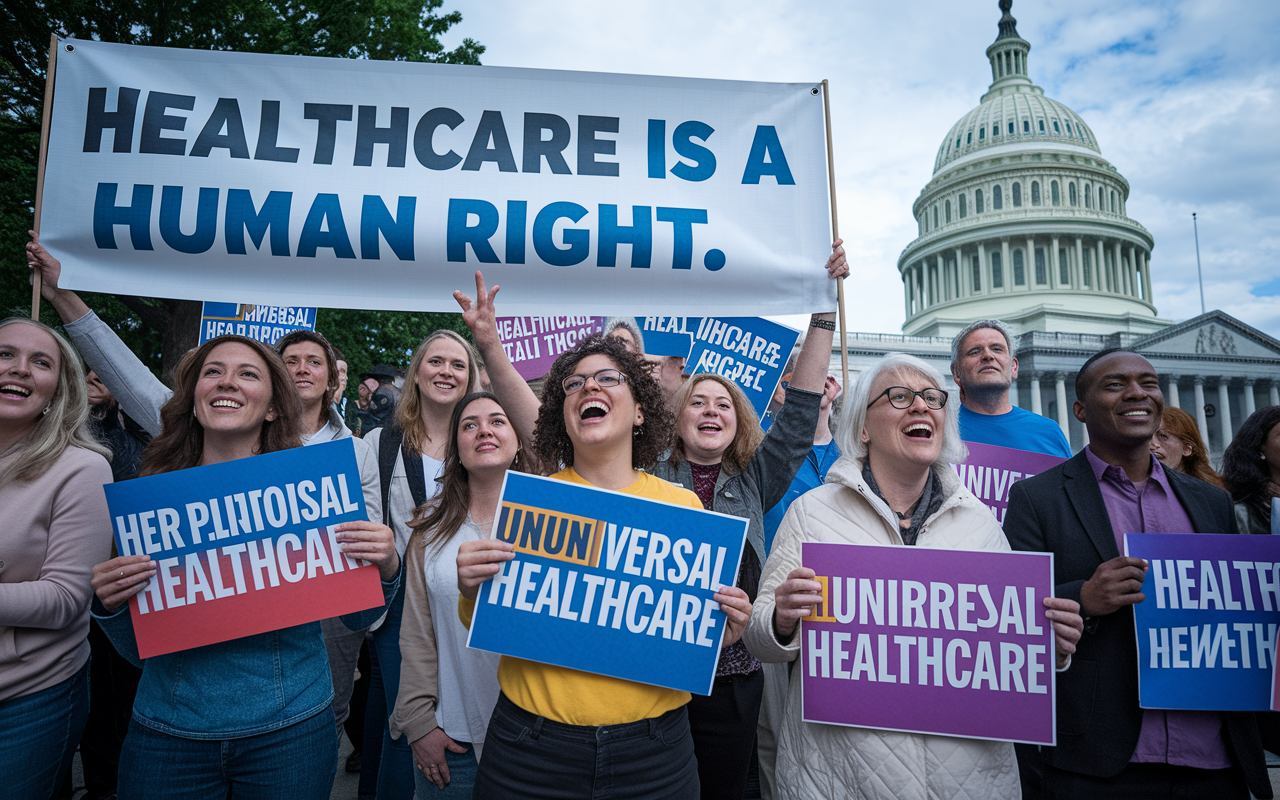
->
xmin=0 ymin=0 xmax=482 ymax=384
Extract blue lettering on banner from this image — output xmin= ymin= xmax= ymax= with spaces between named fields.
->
xmin=466 ymin=472 xmax=748 ymax=696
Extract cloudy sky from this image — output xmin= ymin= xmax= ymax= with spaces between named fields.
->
xmin=442 ymin=0 xmax=1280 ymax=338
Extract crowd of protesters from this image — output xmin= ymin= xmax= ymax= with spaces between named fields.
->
xmin=3 ymin=231 xmax=1279 ymax=800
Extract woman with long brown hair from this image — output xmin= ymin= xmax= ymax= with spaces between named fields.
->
xmin=1150 ymin=406 xmax=1223 ymax=488
xmin=89 ymin=335 xmax=400 ymax=799
xmin=362 ymin=328 xmax=483 ymax=799
xmin=391 ymin=391 xmax=524 ymax=797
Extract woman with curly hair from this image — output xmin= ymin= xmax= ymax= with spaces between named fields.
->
xmin=455 ymin=335 xmax=752 ymax=798
xmin=1150 ymin=406 xmax=1224 ymax=488
xmin=1222 ymin=406 xmax=1280 ymax=535
xmin=89 ymin=335 xmax=401 ymax=799
xmin=0 ymin=318 xmax=113 ymax=800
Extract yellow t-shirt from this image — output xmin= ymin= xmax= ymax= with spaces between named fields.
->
xmin=459 ymin=467 xmax=701 ymax=726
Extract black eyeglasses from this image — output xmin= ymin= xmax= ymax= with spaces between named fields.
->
xmin=867 ymin=386 xmax=948 ymax=410
xmin=563 ymin=368 xmax=627 ymax=395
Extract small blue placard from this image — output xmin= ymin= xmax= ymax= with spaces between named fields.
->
xmin=199 ymin=302 xmax=317 ymax=346
xmin=467 ymin=472 xmax=748 ymax=695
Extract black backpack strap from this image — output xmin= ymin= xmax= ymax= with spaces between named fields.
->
xmin=378 ymin=425 xmax=405 ymax=517
xmin=402 ymin=439 xmax=429 ymax=507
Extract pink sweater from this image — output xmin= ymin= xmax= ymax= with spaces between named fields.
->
xmin=0 ymin=445 xmax=113 ymax=702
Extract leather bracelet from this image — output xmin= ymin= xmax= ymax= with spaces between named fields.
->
xmin=809 ymin=316 xmax=836 ymax=331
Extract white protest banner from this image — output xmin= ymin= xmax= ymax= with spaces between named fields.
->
xmin=40 ymin=39 xmax=835 ymax=316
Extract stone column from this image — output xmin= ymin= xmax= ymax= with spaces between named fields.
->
xmin=1218 ymin=380 xmax=1233 ymax=448
xmin=956 ymin=247 xmax=967 ymax=297
xmin=1194 ymin=377 xmax=1208 ymax=440
xmin=1115 ymin=241 xmax=1126 ymax=295
xmin=1055 ymin=372 xmax=1070 ymax=442
xmin=1081 ymin=425 xmax=1089 ymax=447
xmin=1051 ymin=236 xmax=1061 ymax=289
xmin=1245 ymin=379 xmax=1257 ymax=417
xmin=1001 ymin=239 xmax=1011 ymax=292
xmin=1075 ymin=237 xmax=1085 ymax=288
xmin=904 ymin=271 xmax=912 ymax=318
xmin=1026 ymin=237 xmax=1036 ymax=289
xmin=1030 ymin=372 xmax=1043 ymax=415
xmin=1271 ymin=380 xmax=1280 ymax=408
xmin=1141 ymin=250 xmax=1152 ymax=302
xmin=1167 ymin=375 xmax=1181 ymax=409
xmin=1096 ymin=239 xmax=1108 ymax=292
xmin=978 ymin=242 xmax=988 ymax=294
xmin=923 ymin=261 xmax=932 ymax=308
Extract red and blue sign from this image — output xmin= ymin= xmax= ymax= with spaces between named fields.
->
xmin=1124 ymin=532 xmax=1280 ymax=711
xmin=800 ymin=542 xmax=1057 ymax=745
xmin=467 ymin=472 xmax=749 ymax=695
xmin=102 ymin=439 xmax=384 ymax=658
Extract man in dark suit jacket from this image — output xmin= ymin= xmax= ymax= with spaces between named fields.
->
xmin=1005 ymin=349 xmax=1271 ymax=799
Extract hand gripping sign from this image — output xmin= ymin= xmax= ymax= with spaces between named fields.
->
xmin=467 ymin=472 xmax=748 ymax=695
xmin=800 ymin=542 xmax=1057 ymax=745
xmin=102 ymin=439 xmax=384 ymax=658
xmin=1125 ymin=532 xmax=1280 ymax=711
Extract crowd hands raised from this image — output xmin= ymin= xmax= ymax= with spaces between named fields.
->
xmin=6 ymin=229 xmax=1277 ymax=799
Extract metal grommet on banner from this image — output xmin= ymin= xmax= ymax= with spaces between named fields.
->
xmin=65 ymin=44 xmax=74 ymax=52
xmin=811 ymin=86 xmax=821 ymax=95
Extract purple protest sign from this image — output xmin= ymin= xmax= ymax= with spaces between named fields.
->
xmin=800 ymin=542 xmax=1056 ymax=745
xmin=956 ymin=442 xmax=1066 ymax=525
xmin=497 ymin=316 xmax=604 ymax=381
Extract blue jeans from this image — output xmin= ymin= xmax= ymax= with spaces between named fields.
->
xmin=475 ymin=693 xmax=699 ymax=799
xmin=370 ymin=580 xmax=414 ymax=800
xmin=412 ymin=741 xmax=478 ymax=798
xmin=0 ymin=659 xmax=89 ymax=800
xmin=116 ymin=707 xmax=337 ymax=799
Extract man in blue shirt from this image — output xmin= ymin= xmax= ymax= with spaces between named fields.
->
xmin=951 ymin=319 xmax=1071 ymax=459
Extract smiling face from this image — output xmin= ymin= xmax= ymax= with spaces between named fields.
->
xmin=416 ymin=338 xmax=470 ymax=408
xmin=953 ymin=327 xmax=1017 ymax=398
xmin=456 ymin=397 xmax=518 ymax=476
xmin=1073 ymin=352 xmax=1163 ymax=450
xmin=281 ymin=341 xmax=330 ymax=409
xmin=192 ymin=342 xmax=277 ymax=438
xmin=862 ymin=369 xmax=945 ymax=471
xmin=562 ymin=353 xmax=643 ymax=454
xmin=678 ymin=378 xmax=739 ymax=465
xmin=1150 ymin=427 xmax=1191 ymax=471
xmin=0 ymin=322 xmax=61 ymax=434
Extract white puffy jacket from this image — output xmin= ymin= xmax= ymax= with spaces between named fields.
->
xmin=743 ymin=455 xmax=1021 ymax=800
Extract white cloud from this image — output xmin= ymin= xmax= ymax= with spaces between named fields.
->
xmin=443 ymin=0 xmax=1280 ymax=337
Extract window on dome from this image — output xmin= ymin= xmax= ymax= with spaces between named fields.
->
xmin=1051 ymin=181 xmax=1061 ymax=206
xmin=1059 ymin=248 xmax=1070 ymax=285
xmin=957 ymin=137 xmax=962 ymax=149
xmin=1083 ymin=249 xmax=1092 ymax=286
xmin=1069 ymin=183 xmax=1078 ymax=206
xmin=1032 ymin=181 xmax=1041 ymax=205
xmin=976 ymin=189 xmax=984 ymax=213
xmin=959 ymin=193 xmax=967 ymax=218
xmin=1035 ymin=248 xmax=1046 ymax=284
xmin=1053 ymin=120 xmax=1061 ymax=134
xmin=1012 ymin=183 xmax=1022 ymax=207
xmin=972 ymin=256 xmax=982 ymax=291
xmin=1111 ymin=191 xmax=1117 ymax=213
xmin=1038 ymin=119 xmax=1045 ymax=133
xmin=993 ymin=185 xmax=1003 ymax=210
xmin=1013 ymin=249 xmax=1025 ymax=285
xmin=1065 ymin=123 xmax=1073 ymax=137
xmin=967 ymin=132 xmax=972 ymax=144
xmin=991 ymin=252 xmax=1004 ymax=288
xmin=1084 ymin=185 xmax=1092 ymax=209
xmin=945 ymin=200 xmax=952 ymax=223
xmin=979 ymin=127 xmax=986 ymax=140
xmin=1009 ymin=121 xmax=1015 ymax=135
xmin=933 ymin=206 xmax=939 ymax=228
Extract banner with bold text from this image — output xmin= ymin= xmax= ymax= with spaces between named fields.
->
xmin=956 ymin=442 xmax=1067 ymax=525
xmin=800 ymin=542 xmax=1056 ymax=745
xmin=199 ymin=301 xmax=317 ymax=345
xmin=466 ymin=472 xmax=748 ymax=695
xmin=42 ymin=39 xmax=835 ymax=315
xmin=1123 ymin=532 xmax=1280 ymax=711
xmin=102 ymin=439 xmax=384 ymax=658
xmin=498 ymin=315 xmax=604 ymax=381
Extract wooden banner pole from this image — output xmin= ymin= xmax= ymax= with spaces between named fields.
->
xmin=821 ymin=79 xmax=849 ymax=392
xmin=31 ymin=34 xmax=59 ymax=319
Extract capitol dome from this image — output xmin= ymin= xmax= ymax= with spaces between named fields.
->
xmin=897 ymin=0 xmax=1171 ymax=337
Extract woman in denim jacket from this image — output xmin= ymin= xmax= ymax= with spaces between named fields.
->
xmin=89 ymin=335 xmax=402 ymax=800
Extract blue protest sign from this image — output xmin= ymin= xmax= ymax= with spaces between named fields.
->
xmin=1125 ymin=532 xmax=1280 ymax=711
xmin=199 ymin=302 xmax=318 ymax=346
xmin=639 ymin=317 xmax=695 ymax=359
xmin=102 ymin=439 xmax=383 ymax=658
xmin=467 ymin=472 xmax=749 ymax=695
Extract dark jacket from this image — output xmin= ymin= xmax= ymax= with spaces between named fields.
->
xmin=1004 ymin=450 xmax=1271 ymax=798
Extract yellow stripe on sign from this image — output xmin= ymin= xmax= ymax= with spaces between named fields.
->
xmin=494 ymin=502 xmax=604 ymax=567
xmin=803 ymin=575 xmax=837 ymax=622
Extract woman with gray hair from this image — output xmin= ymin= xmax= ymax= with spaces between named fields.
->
xmin=742 ymin=352 xmax=1082 ymax=800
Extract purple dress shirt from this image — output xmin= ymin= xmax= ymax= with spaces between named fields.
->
xmin=1084 ymin=447 xmax=1233 ymax=770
